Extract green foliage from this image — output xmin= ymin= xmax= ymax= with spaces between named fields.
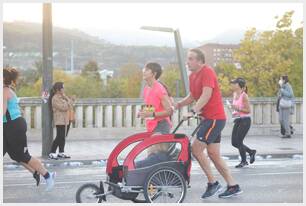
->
xmin=102 ymin=78 xmax=126 ymax=98
xmin=81 ymin=60 xmax=101 ymax=81
xmin=217 ymin=11 xmax=302 ymax=97
xmin=215 ymin=62 xmax=240 ymax=97
xmin=66 ymin=76 xmax=103 ymax=98
xmin=117 ymin=63 xmax=142 ymax=97
xmin=160 ymin=64 xmax=185 ymax=97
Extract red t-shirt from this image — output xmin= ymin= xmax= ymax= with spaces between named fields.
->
xmin=189 ymin=65 xmax=226 ymax=120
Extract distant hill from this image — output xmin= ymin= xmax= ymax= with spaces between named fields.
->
xmin=199 ymin=29 xmax=245 ymax=45
xmin=3 ymin=22 xmax=179 ymax=71
xmin=4 ymin=21 xmax=108 ymax=52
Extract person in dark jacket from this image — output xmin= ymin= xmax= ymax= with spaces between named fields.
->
xmin=276 ymin=75 xmax=295 ymax=138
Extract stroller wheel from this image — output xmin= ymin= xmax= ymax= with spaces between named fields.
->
xmin=76 ymin=183 xmax=104 ymax=203
xmin=144 ymin=167 xmax=186 ymax=203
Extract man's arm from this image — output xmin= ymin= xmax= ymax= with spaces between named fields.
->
xmin=176 ymin=93 xmax=195 ymax=109
xmin=192 ymin=87 xmax=212 ymax=113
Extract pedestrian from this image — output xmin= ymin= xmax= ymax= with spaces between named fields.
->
xmin=175 ymin=48 xmax=242 ymax=199
xmin=48 ymin=82 xmax=75 ymax=160
xmin=228 ymin=77 xmax=256 ymax=168
xmin=138 ymin=62 xmax=173 ymax=155
xmin=3 ymin=67 xmax=56 ymax=191
xmin=276 ymin=75 xmax=295 ymax=138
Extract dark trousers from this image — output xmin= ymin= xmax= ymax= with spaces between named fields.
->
xmin=51 ymin=123 xmax=70 ymax=153
xmin=231 ymin=117 xmax=252 ymax=162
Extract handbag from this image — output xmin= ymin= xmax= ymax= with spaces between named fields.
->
xmin=279 ymin=98 xmax=292 ymax=109
xmin=68 ymin=109 xmax=76 ymax=122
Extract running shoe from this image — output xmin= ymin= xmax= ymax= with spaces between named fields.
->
xmin=218 ymin=184 xmax=242 ymax=198
xmin=201 ymin=181 xmax=222 ymax=199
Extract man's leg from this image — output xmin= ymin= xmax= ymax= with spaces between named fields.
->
xmin=207 ymin=143 xmax=236 ymax=186
xmin=191 ymin=139 xmax=215 ymax=183
xmin=192 ymin=138 xmax=223 ymax=199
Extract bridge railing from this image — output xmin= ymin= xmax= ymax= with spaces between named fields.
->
xmin=19 ymin=97 xmax=303 ymax=131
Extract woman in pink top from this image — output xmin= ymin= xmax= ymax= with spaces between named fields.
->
xmin=138 ymin=62 xmax=173 ymax=134
xmin=229 ymin=78 xmax=256 ymax=168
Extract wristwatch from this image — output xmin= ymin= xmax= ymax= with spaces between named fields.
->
xmin=191 ymin=109 xmax=196 ymax=115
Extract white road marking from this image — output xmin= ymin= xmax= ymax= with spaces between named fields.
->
xmin=3 ymin=159 xmax=302 ymax=187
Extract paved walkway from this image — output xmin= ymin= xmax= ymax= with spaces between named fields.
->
xmin=3 ymin=128 xmax=303 ymax=165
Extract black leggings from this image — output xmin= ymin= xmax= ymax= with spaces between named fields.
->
xmin=231 ymin=117 xmax=252 ymax=162
xmin=51 ymin=123 xmax=70 ymax=153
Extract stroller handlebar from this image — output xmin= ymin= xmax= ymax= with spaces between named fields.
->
xmin=171 ymin=114 xmax=202 ymax=134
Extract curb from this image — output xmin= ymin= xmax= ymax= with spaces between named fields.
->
xmin=3 ymin=153 xmax=303 ymax=170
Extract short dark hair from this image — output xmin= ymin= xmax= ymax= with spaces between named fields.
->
xmin=3 ymin=67 xmax=19 ymax=86
xmin=189 ymin=48 xmax=205 ymax=64
xmin=144 ymin=62 xmax=162 ymax=80
xmin=282 ymin=75 xmax=289 ymax=83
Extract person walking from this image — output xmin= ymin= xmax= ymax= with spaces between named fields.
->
xmin=3 ymin=67 xmax=56 ymax=191
xmin=228 ymin=77 xmax=256 ymax=168
xmin=175 ymin=48 xmax=242 ymax=199
xmin=48 ymin=82 xmax=74 ymax=160
xmin=276 ymin=75 xmax=295 ymax=138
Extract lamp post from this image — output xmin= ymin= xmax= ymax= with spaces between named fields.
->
xmin=42 ymin=3 xmax=53 ymax=157
xmin=140 ymin=26 xmax=189 ymax=96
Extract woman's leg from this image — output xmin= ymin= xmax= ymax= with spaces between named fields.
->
xmin=57 ymin=125 xmax=66 ymax=153
xmin=231 ymin=120 xmax=247 ymax=162
xmin=279 ymin=109 xmax=285 ymax=135
xmin=240 ymin=118 xmax=252 ymax=153
xmin=231 ymin=120 xmax=240 ymax=149
xmin=235 ymin=118 xmax=252 ymax=163
xmin=59 ymin=122 xmax=71 ymax=153
xmin=20 ymin=162 xmax=40 ymax=186
xmin=50 ymin=125 xmax=62 ymax=154
xmin=282 ymin=108 xmax=291 ymax=136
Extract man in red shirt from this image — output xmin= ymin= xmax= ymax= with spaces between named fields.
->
xmin=176 ymin=48 xmax=242 ymax=199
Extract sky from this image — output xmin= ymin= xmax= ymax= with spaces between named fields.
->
xmin=3 ymin=3 xmax=303 ymax=45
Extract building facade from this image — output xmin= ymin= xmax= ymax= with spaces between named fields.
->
xmin=198 ymin=43 xmax=240 ymax=68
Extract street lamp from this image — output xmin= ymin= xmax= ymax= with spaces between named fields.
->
xmin=140 ymin=26 xmax=189 ymax=96
xmin=42 ymin=3 xmax=53 ymax=157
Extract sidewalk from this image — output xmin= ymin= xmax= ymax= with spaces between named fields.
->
xmin=3 ymin=130 xmax=303 ymax=166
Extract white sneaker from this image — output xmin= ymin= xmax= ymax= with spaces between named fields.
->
xmin=45 ymin=172 xmax=56 ymax=191
xmin=48 ymin=153 xmax=58 ymax=160
xmin=57 ymin=153 xmax=71 ymax=159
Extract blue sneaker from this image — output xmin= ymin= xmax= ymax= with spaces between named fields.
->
xmin=201 ymin=181 xmax=222 ymax=199
xmin=45 ymin=172 xmax=56 ymax=191
xmin=218 ymin=184 xmax=242 ymax=198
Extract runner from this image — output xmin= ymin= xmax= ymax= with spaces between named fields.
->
xmin=3 ymin=67 xmax=56 ymax=191
xmin=175 ymin=48 xmax=242 ymax=199
xmin=229 ymin=77 xmax=256 ymax=168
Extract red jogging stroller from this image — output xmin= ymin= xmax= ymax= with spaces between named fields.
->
xmin=75 ymin=116 xmax=201 ymax=203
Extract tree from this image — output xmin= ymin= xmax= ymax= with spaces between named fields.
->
xmin=215 ymin=62 xmax=240 ymax=97
xmin=217 ymin=11 xmax=302 ymax=97
xmin=160 ymin=63 xmax=184 ymax=97
xmin=15 ymin=60 xmax=42 ymax=92
xmin=102 ymin=62 xmax=142 ymax=98
xmin=81 ymin=60 xmax=101 ymax=81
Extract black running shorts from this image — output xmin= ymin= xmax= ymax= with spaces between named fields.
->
xmin=196 ymin=119 xmax=226 ymax=144
xmin=3 ymin=117 xmax=32 ymax=163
